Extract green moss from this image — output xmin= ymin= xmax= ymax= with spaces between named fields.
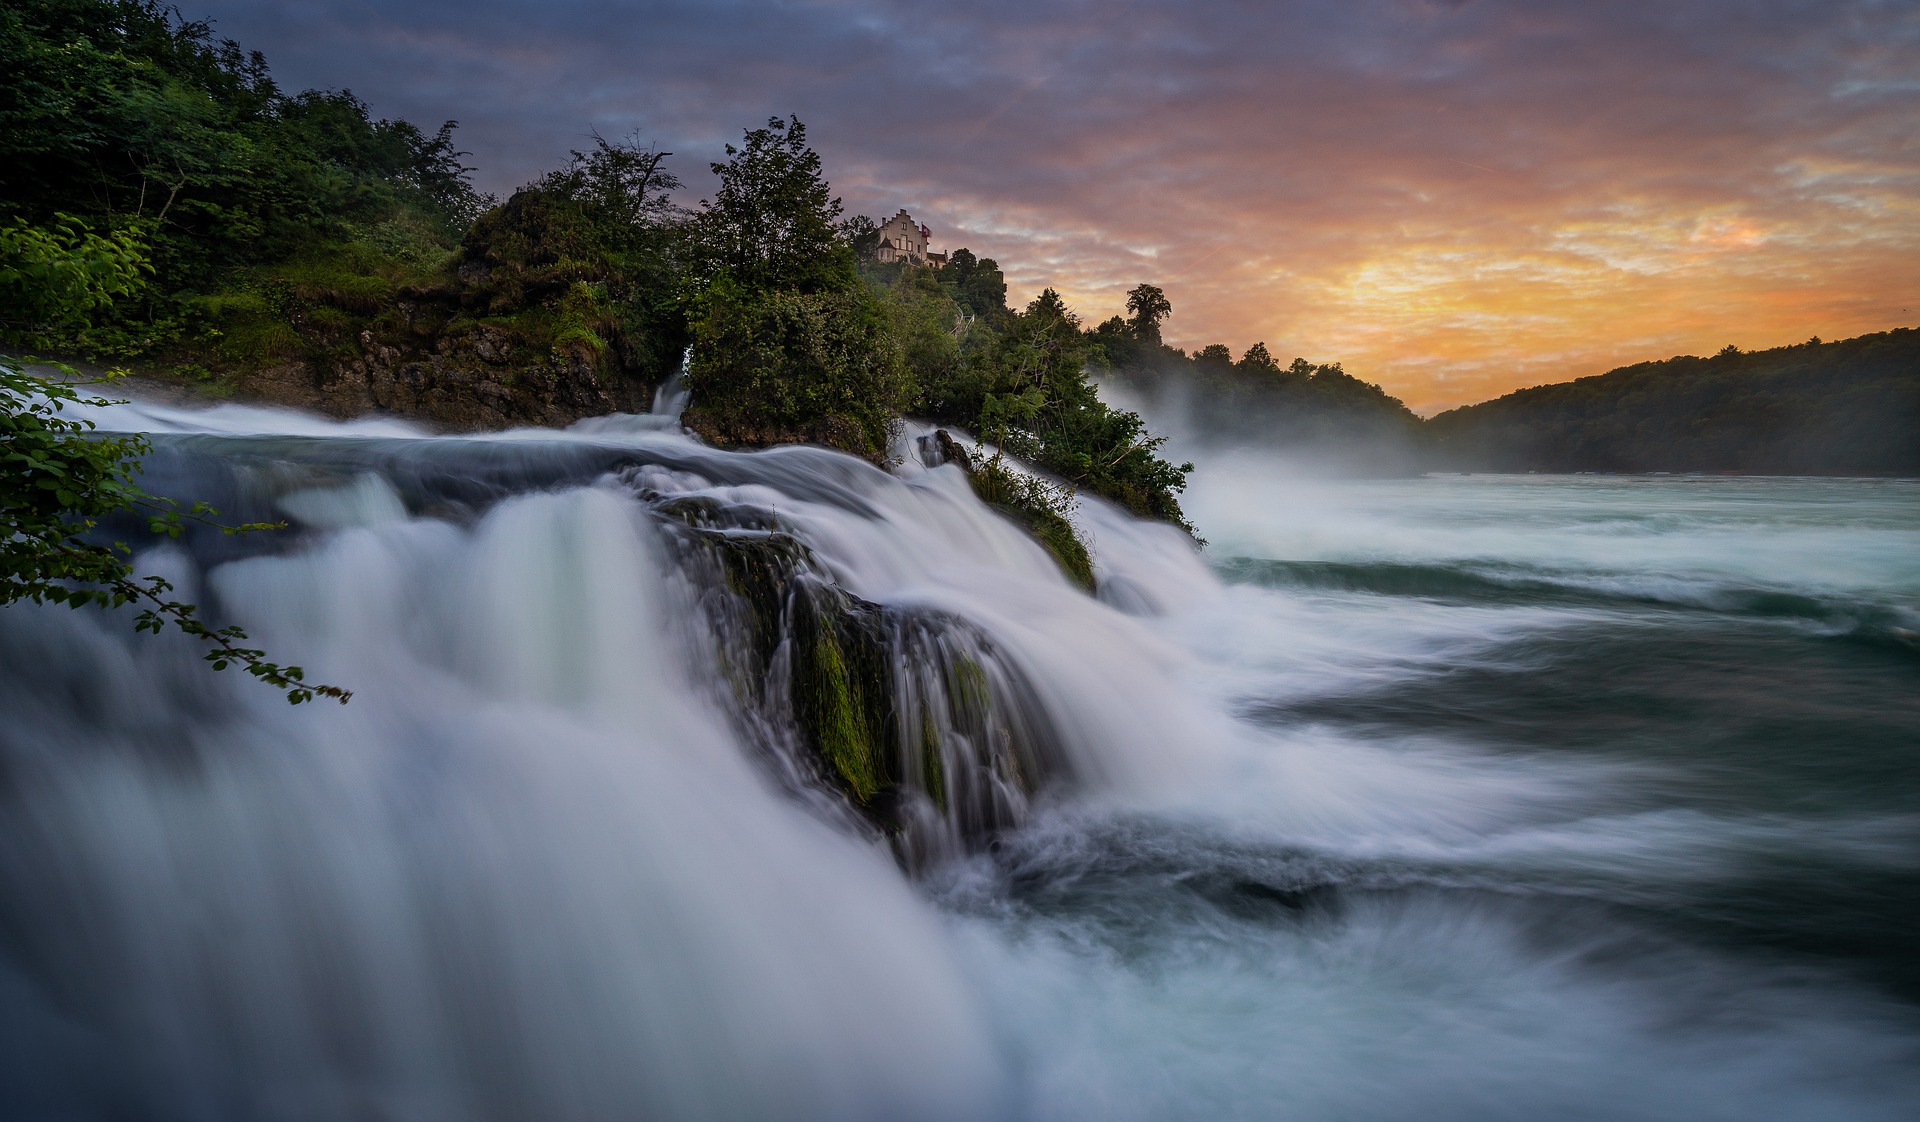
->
xmin=810 ymin=632 xmax=881 ymax=802
xmin=1007 ymin=504 xmax=1095 ymax=591
xmin=965 ymin=457 xmax=1096 ymax=591
xmin=945 ymin=655 xmax=989 ymax=728
xmin=217 ymin=318 xmax=304 ymax=364
xmin=920 ymin=706 xmax=947 ymax=813
xmin=552 ymin=280 xmax=613 ymax=357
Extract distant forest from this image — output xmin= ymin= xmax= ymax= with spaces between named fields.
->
xmin=1097 ymin=326 xmax=1919 ymax=478
xmin=1424 ymin=330 xmax=1920 ymax=476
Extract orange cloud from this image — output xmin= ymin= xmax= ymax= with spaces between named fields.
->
xmin=190 ymin=0 xmax=1920 ymax=412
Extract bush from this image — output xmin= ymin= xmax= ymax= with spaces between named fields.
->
xmin=684 ymin=276 xmax=912 ymax=463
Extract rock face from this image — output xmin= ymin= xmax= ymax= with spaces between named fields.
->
xmin=233 ymin=319 xmax=650 ymax=433
xmin=187 ymin=187 xmax=686 ymax=432
xmin=646 ymin=483 xmax=1068 ymax=870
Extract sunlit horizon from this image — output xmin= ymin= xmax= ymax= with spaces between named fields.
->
xmin=185 ymin=0 xmax=1919 ymax=412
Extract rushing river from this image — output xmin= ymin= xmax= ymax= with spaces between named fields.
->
xmin=2 ymin=398 xmax=1917 ymax=1120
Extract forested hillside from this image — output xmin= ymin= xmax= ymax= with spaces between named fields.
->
xmin=1 ymin=0 xmax=1196 ymax=576
xmin=1426 ymin=331 xmax=1920 ymax=475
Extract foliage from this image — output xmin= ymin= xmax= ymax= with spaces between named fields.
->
xmin=839 ymin=214 xmax=880 ymax=263
xmin=1125 ymin=283 xmax=1172 ymax=344
xmin=940 ymin=248 xmax=1009 ymax=323
xmin=1425 ymin=330 xmax=1920 ymax=475
xmin=1 ymin=360 xmax=350 ymax=703
xmin=535 ymin=131 xmax=682 ymax=243
xmin=0 ymin=0 xmax=487 ymax=354
xmin=965 ymin=454 xmax=1094 ymax=589
xmin=1 ymin=185 xmax=346 ymax=701
xmin=860 ymin=259 xmax=1194 ymax=531
xmin=987 ymin=290 xmax=1192 ymax=528
xmin=0 ymin=212 xmax=152 ymax=347
xmin=685 ymin=275 xmax=911 ymax=462
xmin=449 ymin=138 xmax=689 ymax=396
xmin=694 ymin=116 xmax=849 ymax=293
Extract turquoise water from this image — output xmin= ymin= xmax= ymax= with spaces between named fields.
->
xmin=932 ymin=470 xmax=1920 ymax=1120
xmin=2 ymin=394 xmax=1917 ymax=1119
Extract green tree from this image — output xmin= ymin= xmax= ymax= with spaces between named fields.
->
xmin=1125 ymin=283 xmax=1172 ymax=344
xmin=972 ymin=289 xmax=1193 ymax=530
xmin=1238 ymin=341 xmax=1280 ymax=376
xmin=0 ymin=1 xmax=487 ymax=354
xmin=695 ymin=115 xmax=846 ymax=291
xmin=939 ymin=248 xmax=1009 ymax=322
xmin=536 ymin=131 xmax=681 ymax=242
xmin=1195 ymin=343 xmax=1234 ymax=371
xmin=0 ymin=213 xmax=151 ymax=346
xmin=838 ymin=214 xmax=880 ymax=263
xmin=0 ymin=217 xmax=347 ymax=703
xmin=684 ymin=276 xmax=910 ymax=463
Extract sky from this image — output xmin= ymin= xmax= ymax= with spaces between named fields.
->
xmin=188 ymin=0 xmax=1918 ymax=412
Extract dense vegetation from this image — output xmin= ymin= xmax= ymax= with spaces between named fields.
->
xmin=0 ymin=0 xmax=486 ymax=355
xmin=1426 ymin=332 xmax=1920 ymax=475
xmin=1 ymin=0 xmax=1198 ymax=585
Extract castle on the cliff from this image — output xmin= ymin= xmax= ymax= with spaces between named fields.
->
xmin=875 ymin=209 xmax=947 ymax=267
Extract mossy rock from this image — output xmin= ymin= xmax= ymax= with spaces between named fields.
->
xmin=990 ymin=501 xmax=1094 ymax=591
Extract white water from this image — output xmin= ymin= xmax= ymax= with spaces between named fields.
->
xmin=2 ymin=397 xmax=1917 ymax=1119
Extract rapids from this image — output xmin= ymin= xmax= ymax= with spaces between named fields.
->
xmin=1 ymin=395 xmax=1917 ymax=1120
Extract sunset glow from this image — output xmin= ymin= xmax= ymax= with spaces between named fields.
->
xmin=188 ymin=0 xmax=1919 ymax=411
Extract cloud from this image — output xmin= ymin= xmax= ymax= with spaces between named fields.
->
xmin=189 ymin=0 xmax=1920 ymax=410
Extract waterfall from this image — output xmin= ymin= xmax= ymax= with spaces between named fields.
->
xmin=648 ymin=349 xmax=691 ymax=420
xmin=11 ymin=395 xmax=1914 ymax=1121
xmin=0 ymin=396 xmax=1213 ymax=1120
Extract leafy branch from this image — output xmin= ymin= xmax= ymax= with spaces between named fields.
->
xmin=2 ymin=358 xmax=349 ymax=704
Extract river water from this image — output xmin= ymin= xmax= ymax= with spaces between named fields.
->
xmin=1 ymin=400 xmax=1916 ymax=1120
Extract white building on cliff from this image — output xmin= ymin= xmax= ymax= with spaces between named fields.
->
xmin=875 ymin=209 xmax=947 ymax=267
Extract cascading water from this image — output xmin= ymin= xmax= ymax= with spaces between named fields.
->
xmin=3 ymin=394 xmax=1919 ymax=1120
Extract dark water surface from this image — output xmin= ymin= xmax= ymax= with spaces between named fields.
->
xmin=3 ymin=396 xmax=1917 ymax=1120
xmin=932 ymin=470 xmax=1920 ymax=1120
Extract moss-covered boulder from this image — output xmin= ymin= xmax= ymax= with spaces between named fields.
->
xmin=645 ymin=482 xmax=1068 ymax=865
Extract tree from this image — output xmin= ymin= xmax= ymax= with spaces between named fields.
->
xmin=695 ymin=115 xmax=846 ymax=291
xmin=0 ymin=217 xmax=347 ymax=703
xmin=0 ymin=1 xmax=489 ymax=354
xmin=1195 ymin=343 xmax=1234 ymax=370
xmin=956 ymin=253 xmax=1008 ymax=321
xmin=1125 ymin=283 xmax=1172 ymax=344
xmin=684 ymin=276 xmax=910 ymax=463
xmin=536 ymin=131 xmax=681 ymax=238
xmin=1238 ymin=341 xmax=1280 ymax=375
xmin=838 ymin=214 xmax=880 ymax=262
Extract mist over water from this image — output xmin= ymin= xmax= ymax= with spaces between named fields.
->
xmin=3 ymin=394 xmax=1918 ymax=1119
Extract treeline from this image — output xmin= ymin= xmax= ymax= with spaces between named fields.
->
xmin=1425 ymin=332 xmax=1920 ymax=476
xmin=0 ymin=0 xmax=1194 ymax=557
xmin=0 ymin=0 xmax=487 ymax=354
xmin=1090 ymin=294 xmax=1425 ymax=475
xmin=1089 ymin=289 xmax=1918 ymax=477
